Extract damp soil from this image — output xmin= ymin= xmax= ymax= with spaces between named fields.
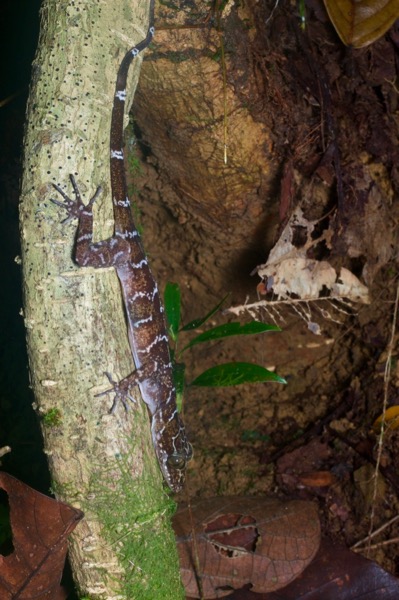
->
xmin=131 ymin=0 xmax=399 ymax=579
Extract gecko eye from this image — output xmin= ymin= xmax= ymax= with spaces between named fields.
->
xmin=167 ymin=443 xmax=194 ymax=470
xmin=167 ymin=453 xmax=187 ymax=470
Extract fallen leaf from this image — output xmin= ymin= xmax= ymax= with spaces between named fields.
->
xmin=217 ymin=539 xmax=399 ymax=599
xmin=0 ymin=472 xmax=83 ymax=599
xmin=276 ymin=439 xmax=332 ymax=476
xmin=373 ymin=405 xmax=399 ymax=431
xmin=298 ymin=470 xmax=337 ymax=488
xmin=173 ymin=496 xmax=320 ymax=598
xmin=256 ymin=207 xmax=369 ymax=305
xmin=323 ymin=0 xmax=399 ymax=48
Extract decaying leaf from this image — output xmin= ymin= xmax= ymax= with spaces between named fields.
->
xmin=257 ymin=207 xmax=369 ymax=305
xmin=0 ymin=472 xmax=83 ymax=599
xmin=323 ymin=0 xmax=399 ymax=48
xmin=222 ymin=539 xmax=399 ymax=599
xmin=173 ymin=496 xmax=320 ymax=598
xmin=227 ymin=206 xmax=370 ymax=334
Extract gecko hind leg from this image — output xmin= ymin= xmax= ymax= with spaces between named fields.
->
xmin=97 ymin=362 xmax=157 ymax=413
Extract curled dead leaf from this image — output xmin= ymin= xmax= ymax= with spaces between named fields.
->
xmin=173 ymin=496 xmax=320 ymax=598
xmin=256 ymin=207 xmax=369 ymax=305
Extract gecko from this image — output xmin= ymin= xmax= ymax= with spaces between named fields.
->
xmin=51 ymin=0 xmax=192 ymax=493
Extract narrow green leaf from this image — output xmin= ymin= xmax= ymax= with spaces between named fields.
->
xmin=190 ymin=362 xmax=286 ymax=387
xmin=182 ymin=321 xmax=280 ymax=352
xmin=181 ymin=293 xmax=230 ymax=332
xmin=164 ymin=282 xmax=181 ymax=342
xmin=299 ymin=0 xmax=306 ymax=29
xmin=173 ymin=362 xmax=186 ymax=412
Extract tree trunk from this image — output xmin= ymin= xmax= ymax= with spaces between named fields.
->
xmin=19 ymin=0 xmax=184 ymax=597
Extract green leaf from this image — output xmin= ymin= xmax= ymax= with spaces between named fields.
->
xmin=182 ymin=321 xmax=280 ymax=352
xmin=190 ymin=362 xmax=286 ymax=387
xmin=164 ymin=282 xmax=181 ymax=342
xmin=181 ymin=294 xmax=230 ymax=332
xmin=299 ymin=0 xmax=306 ymax=29
xmin=173 ymin=362 xmax=186 ymax=412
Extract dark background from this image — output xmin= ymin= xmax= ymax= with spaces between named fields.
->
xmin=1 ymin=0 xmax=46 ymax=490
xmin=1 ymin=0 xmax=78 ymax=596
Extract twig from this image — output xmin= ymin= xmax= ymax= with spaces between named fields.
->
xmin=367 ymin=281 xmax=399 ymax=555
xmin=185 ymin=485 xmax=204 ymax=599
xmin=265 ymin=0 xmax=281 ymax=25
xmin=215 ymin=0 xmax=228 ymax=164
xmin=351 ymin=537 xmax=399 ymax=553
xmin=351 ymin=514 xmax=399 ymax=550
xmin=226 ymin=295 xmax=358 ymax=315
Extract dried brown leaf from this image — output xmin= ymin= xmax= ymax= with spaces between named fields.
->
xmin=0 ymin=472 xmax=83 ymax=599
xmin=221 ymin=539 xmax=399 ymax=599
xmin=173 ymin=496 xmax=320 ymax=598
xmin=323 ymin=0 xmax=399 ymax=47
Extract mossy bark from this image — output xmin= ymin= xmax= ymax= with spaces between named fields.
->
xmin=19 ymin=0 xmax=184 ymax=597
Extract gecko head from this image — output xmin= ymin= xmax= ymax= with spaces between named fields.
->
xmin=153 ymin=411 xmax=193 ymax=494
xmin=162 ymin=439 xmax=193 ymax=493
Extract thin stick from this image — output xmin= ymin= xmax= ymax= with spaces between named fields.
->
xmin=351 ymin=514 xmax=399 ymax=550
xmin=215 ymin=0 xmax=228 ymax=164
xmin=367 ymin=281 xmax=399 ymax=555
xmin=352 ymin=537 xmax=399 ymax=553
xmin=186 ymin=491 xmax=204 ymax=599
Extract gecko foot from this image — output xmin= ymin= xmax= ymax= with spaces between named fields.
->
xmin=96 ymin=372 xmax=137 ymax=414
xmin=51 ymin=174 xmax=102 ymax=224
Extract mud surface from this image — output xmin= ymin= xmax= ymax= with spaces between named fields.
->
xmin=132 ymin=0 xmax=399 ymax=576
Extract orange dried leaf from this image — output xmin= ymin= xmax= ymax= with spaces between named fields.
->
xmin=298 ymin=470 xmax=337 ymax=488
xmin=373 ymin=405 xmax=399 ymax=431
xmin=256 ymin=282 xmax=267 ymax=295
xmin=323 ymin=0 xmax=399 ymax=48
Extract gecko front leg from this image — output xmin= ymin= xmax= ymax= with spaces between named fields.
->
xmin=52 ymin=173 xmax=102 ymax=225
xmin=97 ymin=358 xmax=158 ymax=413
xmin=52 ymin=174 xmax=131 ymax=267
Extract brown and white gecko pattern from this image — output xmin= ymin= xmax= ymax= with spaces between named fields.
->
xmin=52 ymin=0 xmax=192 ymax=493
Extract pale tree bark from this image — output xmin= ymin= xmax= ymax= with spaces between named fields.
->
xmin=19 ymin=0 xmax=184 ymax=598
